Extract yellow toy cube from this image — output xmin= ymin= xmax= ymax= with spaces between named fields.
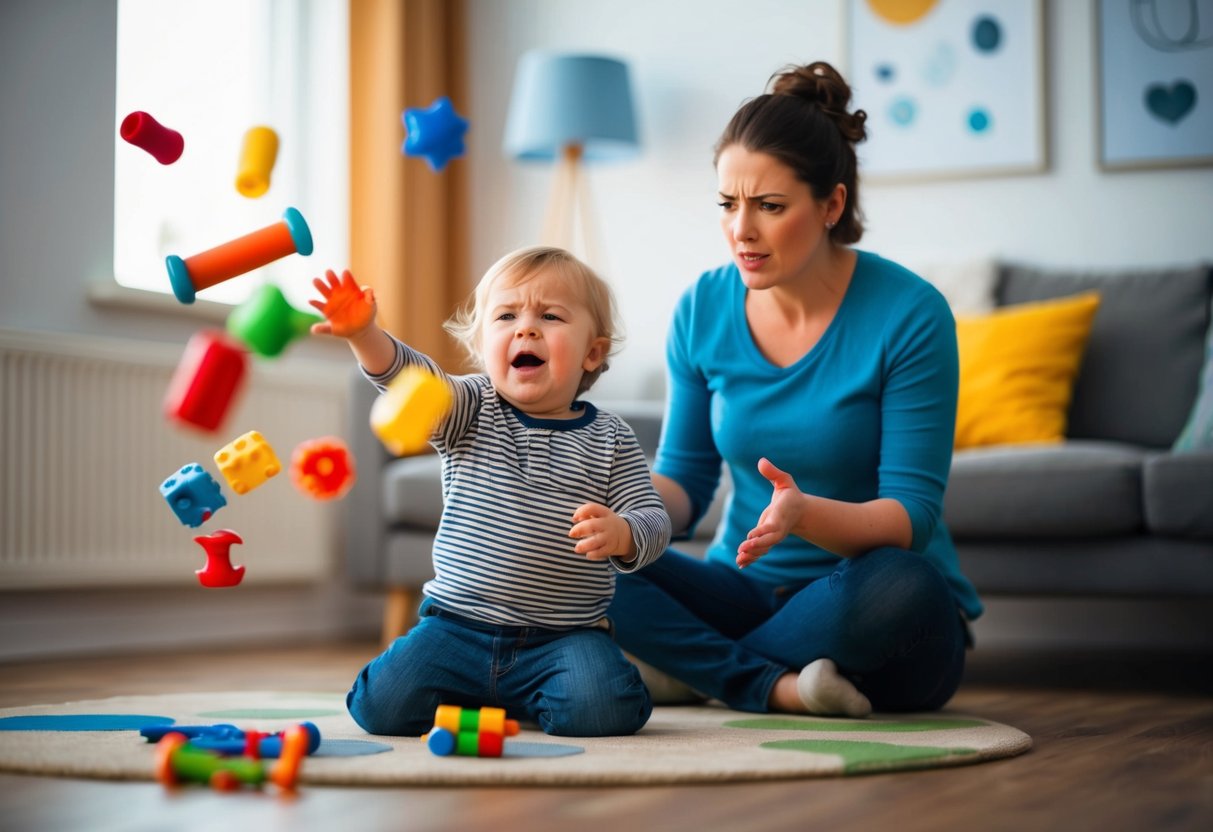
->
xmin=370 ymin=366 xmax=453 ymax=457
xmin=213 ymin=430 xmax=281 ymax=495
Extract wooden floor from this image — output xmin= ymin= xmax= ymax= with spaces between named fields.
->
xmin=1 ymin=642 xmax=1210 ymax=832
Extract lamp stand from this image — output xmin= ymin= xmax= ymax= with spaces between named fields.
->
xmin=540 ymin=143 xmax=601 ymax=266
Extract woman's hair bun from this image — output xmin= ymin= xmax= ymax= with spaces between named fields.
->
xmin=769 ymin=61 xmax=867 ymax=144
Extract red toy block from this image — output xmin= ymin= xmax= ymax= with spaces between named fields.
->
xmin=290 ymin=437 xmax=356 ymax=500
xmin=164 ymin=331 xmax=248 ymax=433
xmin=193 ymin=529 xmax=245 ymax=588
xmin=120 ymin=110 xmax=185 ymax=165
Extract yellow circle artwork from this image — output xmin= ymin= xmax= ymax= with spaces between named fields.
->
xmin=865 ymin=0 xmax=939 ymax=26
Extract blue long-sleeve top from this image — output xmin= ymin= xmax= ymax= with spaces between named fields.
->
xmin=656 ymin=250 xmax=983 ymax=620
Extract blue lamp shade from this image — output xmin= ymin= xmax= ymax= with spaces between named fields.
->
xmin=503 ymin=52 xmax=639 ymax=162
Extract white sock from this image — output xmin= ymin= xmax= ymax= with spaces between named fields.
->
xmin=797 ymin=658 xmax=872 ymax=718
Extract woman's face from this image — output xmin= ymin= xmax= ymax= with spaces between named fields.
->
xmin=716 ymin=145 xmax=841 ymax=291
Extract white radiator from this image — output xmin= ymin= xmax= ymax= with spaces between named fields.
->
xmin=0 ymin=328 xmax=347 ymax=588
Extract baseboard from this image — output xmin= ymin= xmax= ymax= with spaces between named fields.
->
xmin=5 ymin=590 xmax=1207 ymax=663
xmin=0 ymin=584 xmax=383 ymax=662
xmin=970 ymin=596 xmax=1213 ymax=652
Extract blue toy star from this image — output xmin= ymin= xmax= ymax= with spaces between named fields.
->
xmin=402 ymin=96 xmax=469 ymax=172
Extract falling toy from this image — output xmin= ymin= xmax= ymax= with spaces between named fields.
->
xmin=213 ymin=430 xmax=281 ymax=495
xmin=165 ymin=207 xmax=313 ymax=304
xmin=402 ymin=96 xmax=469 ymax=172
xmin=235 ymin=126 xmax=279 ymax=198
xmin=370 ymin=365 xmax=453 ymax=456
xmin=160 ymin=464 xmax=227 ymax=528
xmin=193 ymin=529 xmax=245 ymax=588
xmin=226 ymin=284 xmax=322 ymax=358
xmin=120 ymin=110 xmax=184 ymax=165
xmin=290 ymin=437 xmax=356 ymax=500
xmin=163 ymin=330 xmax=248 ymax=433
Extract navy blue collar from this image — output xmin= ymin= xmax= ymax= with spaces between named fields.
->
xmin=505 ymin=398 xmax=598 ymax=430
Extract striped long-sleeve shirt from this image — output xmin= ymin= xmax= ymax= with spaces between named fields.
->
xmin=366 ymin=336 xmax=671 ymax=628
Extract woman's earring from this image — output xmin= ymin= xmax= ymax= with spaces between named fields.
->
xmin=825 ymin=220 xmax=836 ymax=230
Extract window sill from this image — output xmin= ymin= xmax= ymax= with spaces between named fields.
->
xmin=87 ymin=281 xmax=234 ymax=323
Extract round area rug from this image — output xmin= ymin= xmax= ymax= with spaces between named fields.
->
xmin=0 ymin=691 xmax=1031 ymax=785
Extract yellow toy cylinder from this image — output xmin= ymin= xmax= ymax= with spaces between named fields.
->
xmin=235 ymin=126 xmax=279 ymax=198
xmin=370 ymin=366 xmax=453 ymax=457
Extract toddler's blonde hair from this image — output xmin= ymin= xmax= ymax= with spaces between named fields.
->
xmin=443 ymin=246 xmax=622 ymax=395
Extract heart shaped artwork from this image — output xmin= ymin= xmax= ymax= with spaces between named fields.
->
xmin=1144 ymin=80 xmax=1197 ymax=124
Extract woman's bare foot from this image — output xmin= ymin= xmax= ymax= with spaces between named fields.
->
xmin=767 ymin=672 xmax=809 ymax=713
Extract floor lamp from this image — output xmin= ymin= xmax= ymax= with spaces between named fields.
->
xmin=503 ymin=52 xmax=639 ymax=266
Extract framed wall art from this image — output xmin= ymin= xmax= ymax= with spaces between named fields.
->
xmin=1097 ymin=0 xmax=1213 ymax=170
xmin=847 ymin=0 xmax=1046 ymax=181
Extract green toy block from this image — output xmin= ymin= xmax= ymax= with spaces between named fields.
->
xmin=226 ymin=284 xmax=322 ymax=358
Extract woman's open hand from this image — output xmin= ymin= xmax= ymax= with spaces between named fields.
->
xmin=737 ymin=457 xmax=805 ymax=568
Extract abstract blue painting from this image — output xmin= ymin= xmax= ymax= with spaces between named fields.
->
xmin=847 ymin=0 xmax=1046 ymax=181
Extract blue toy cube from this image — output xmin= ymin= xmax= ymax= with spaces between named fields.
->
xmin=160 ymin=463 xmax=227 ymax=527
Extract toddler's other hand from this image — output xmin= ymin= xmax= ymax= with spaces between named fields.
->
xmin=570 ymin=502 xmax=634 ymax=561
xmin=309 ymin=269 xmax=377 ymax=338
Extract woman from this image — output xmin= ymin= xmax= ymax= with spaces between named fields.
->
xmin=608 ymin=61 xmax=982 ymax=716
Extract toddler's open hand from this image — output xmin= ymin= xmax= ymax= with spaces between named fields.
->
xmin=570 ymin=502 xmax=634 ymax=561
xmin=309 ymin=269 xmax=377 ymax=338
xmin=737 ymin=457 xmax=804 ymax=568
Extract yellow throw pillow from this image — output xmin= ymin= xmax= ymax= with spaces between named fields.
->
xmin=955 ymin=292 xmax=1101 ymax=449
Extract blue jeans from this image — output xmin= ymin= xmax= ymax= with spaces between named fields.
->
xmin=608 ymin=547 xmax=967 ymax=713
xmin=346 ymin=601 xmax=652 ymax=737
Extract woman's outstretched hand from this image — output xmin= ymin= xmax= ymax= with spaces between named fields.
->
xmin=737 ymin=457 xmax=805 ymax=568
xmin=309 ymin=269 xmax=377 ymax=339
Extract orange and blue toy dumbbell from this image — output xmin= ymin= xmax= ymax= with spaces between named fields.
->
xmin=165 ymin=207 xmax=313 ymax=304
xmin=425 ymin=705 xmax=520 ymax=758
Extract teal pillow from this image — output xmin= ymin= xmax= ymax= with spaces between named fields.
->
xmin=1174 ymin=332 xmax=1213 ymax=452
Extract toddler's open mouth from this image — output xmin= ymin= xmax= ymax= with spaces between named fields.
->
xmin=511 ymin=353 xmax=545 ymax=368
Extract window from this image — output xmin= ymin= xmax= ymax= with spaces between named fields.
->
xmin=114 ymin=0 xmax=348 ymax=310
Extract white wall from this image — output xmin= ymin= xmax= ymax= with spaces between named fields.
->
xmin=467 ymin=0 xmax=1213 ymax=400
xmin=0 ymin=1 xmax=368 ymax=656
xmin=0 ymin=0 xmax=350 ymax=362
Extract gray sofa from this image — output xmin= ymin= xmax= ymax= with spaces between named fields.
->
xmin=345 ymin=263 xmax=1213 ymax=643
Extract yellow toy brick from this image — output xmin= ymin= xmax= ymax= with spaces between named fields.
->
xmin=370 ymin=366 xmax=453 ymax=457
xmin=213 ymin=430 xmax=281 ymax=495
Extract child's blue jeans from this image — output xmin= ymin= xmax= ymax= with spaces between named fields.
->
xmin=346 ymin=600 xmax=653 ymax=737
xmin=608 ymin=546 xmax=968 ymax=713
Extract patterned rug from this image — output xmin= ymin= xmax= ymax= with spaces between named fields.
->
xmin=0 ymin=691 xmax=1031 ymax=784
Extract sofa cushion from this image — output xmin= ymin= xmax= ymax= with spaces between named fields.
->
xmin=997 ymin=264 xmax=1211 ymax=448
xmin=383 ymin=454 xmax=444 ymax=529
xmin=1142 ymin=451 xmax=1213 ymax=539
xmin=954 ymin=292 xmax=1101 ymax=449
xmin=945 ymin=441 xmax=1145 ymax=538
